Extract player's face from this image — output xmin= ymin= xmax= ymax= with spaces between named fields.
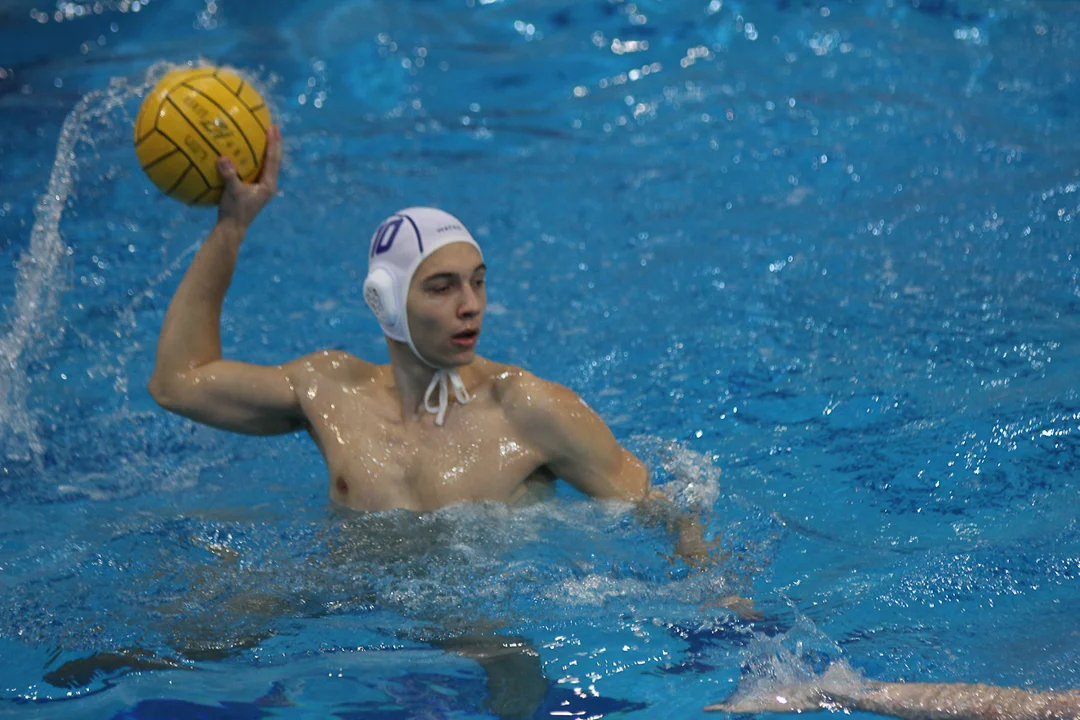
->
xmin=407 ymin=243 xmax=486 ymax=367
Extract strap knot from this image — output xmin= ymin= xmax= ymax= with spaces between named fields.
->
xmin=423 ymin=369 xmax=472 ymax=426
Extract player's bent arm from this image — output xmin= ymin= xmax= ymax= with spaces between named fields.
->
xmin=500 ymin=372 xmax=649 ymax=501
xmin=147 ymin=216 xmax=303 ymax=435
xmin=500 ymin=372 xmax=733 ymax=570
xmin=148 ymin=128 xmax=288 ymax=434
xmin=148 ymin=358 xmax=304 ymax=436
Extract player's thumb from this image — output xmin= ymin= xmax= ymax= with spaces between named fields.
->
xmin=217 ymin=156 xmax=240 ymax=190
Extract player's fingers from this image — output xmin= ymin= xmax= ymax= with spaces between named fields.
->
xmin=218 ymin=156 xmax=241 ymax=191
xmin=260 ymin=125 xmax=283 ymax=191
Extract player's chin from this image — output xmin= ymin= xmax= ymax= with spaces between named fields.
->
xmin=442 ymin=344 xmax=478 ymax=365
xmin=446 ymin=345 xmax=478 ymax=365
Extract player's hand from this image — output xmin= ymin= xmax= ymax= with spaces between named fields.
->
xmin=702 ymin=593 xmax=764 ymax=622
xmin=672 ymin=516 xmax=731 ymax=568
xmin=217 ymin=125 xmax=282 ymax=230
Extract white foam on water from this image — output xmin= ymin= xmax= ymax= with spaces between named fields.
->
xmin=633 ymin=434 xmax=724 ymax=509
xmin=710 ymin=612 xmax=864 ymax=712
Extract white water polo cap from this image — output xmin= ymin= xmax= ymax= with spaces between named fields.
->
xmin=363 ymin=207 xmax=483 ymax=425
xmin=363 ymin=207 xmax=483 ymax=348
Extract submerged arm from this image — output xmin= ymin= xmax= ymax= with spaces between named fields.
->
xmin=839 ymin=681 xmax=1080 ymax=720
xmin=706 ymin=674 xmax=1080 ymax=720
xmin=503 ymin=373 xmax=731 ymax=567
xmin=636 ymin=489 xmax=714 ymax=563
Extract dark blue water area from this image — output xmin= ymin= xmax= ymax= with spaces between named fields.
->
xmin=107 ymin=680 xmax=647 ymax=719
xmin=2 ymin=0 xmax=1080 ymax=718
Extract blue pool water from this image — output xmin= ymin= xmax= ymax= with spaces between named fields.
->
xmin=1 ymin=0 xmax=1079 ymax=717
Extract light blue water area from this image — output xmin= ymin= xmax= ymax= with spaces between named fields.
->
xmin=1 ymin=0 xmax=1079 ymax=718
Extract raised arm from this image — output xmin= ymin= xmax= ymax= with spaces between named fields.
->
xmin=147 ymin=127 xmax=304 ymax=436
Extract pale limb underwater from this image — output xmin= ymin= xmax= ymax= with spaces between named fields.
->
xmin=706 ymin=662 xmax=1080 ymax=720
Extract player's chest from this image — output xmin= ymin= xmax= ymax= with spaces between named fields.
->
xmin=306 ymin=396 xmax=545 ymax=510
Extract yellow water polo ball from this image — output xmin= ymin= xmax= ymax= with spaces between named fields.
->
xmin=134 ymin=66 xmax=272 ymax=206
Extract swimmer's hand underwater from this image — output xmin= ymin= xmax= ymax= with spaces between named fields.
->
xmin=636 ymin=489 xmax=762 ymax=620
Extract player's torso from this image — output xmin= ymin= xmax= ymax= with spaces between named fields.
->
xmin=294 ymin=367 xmax=553 ymax=511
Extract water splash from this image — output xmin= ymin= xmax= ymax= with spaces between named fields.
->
xmin=0 ymin=70 xmax=164 ymax=468
xmin=633 ymin=435 xmax=724 ymax=509
xmin=713 ymin=612 xmax=860 ymax=712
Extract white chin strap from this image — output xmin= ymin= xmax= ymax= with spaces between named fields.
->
xmin=423 ymin=369 xmax=473 ymax=426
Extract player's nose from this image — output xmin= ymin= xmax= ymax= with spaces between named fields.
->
xmin=459 ymin=284 xmax=482 ymax=317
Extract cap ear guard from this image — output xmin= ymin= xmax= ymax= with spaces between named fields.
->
xmin=363 ymin=267 xmax=399 ymax=329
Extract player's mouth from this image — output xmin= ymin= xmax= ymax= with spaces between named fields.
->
xmin=451 ymin=328 xmax=479 ymax=348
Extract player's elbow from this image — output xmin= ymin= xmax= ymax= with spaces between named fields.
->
xmin=147 ymin=372 xmax=183 ymax=412
xmin=625 ymin=478 xmax=650 ymax=503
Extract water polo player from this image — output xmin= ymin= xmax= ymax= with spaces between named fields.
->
xmin=147 ymin=127 xmax=709 ymax=560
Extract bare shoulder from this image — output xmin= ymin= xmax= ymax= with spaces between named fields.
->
xmin=481 ymin=361 xmax=584 ymax=416
xmin=283 ymin=350 xmax=378 ymax=384
xmin=477 ymin=361 xmax=598 ymax=438
xmin=477 ymin=359 xmax=646 ymax=499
